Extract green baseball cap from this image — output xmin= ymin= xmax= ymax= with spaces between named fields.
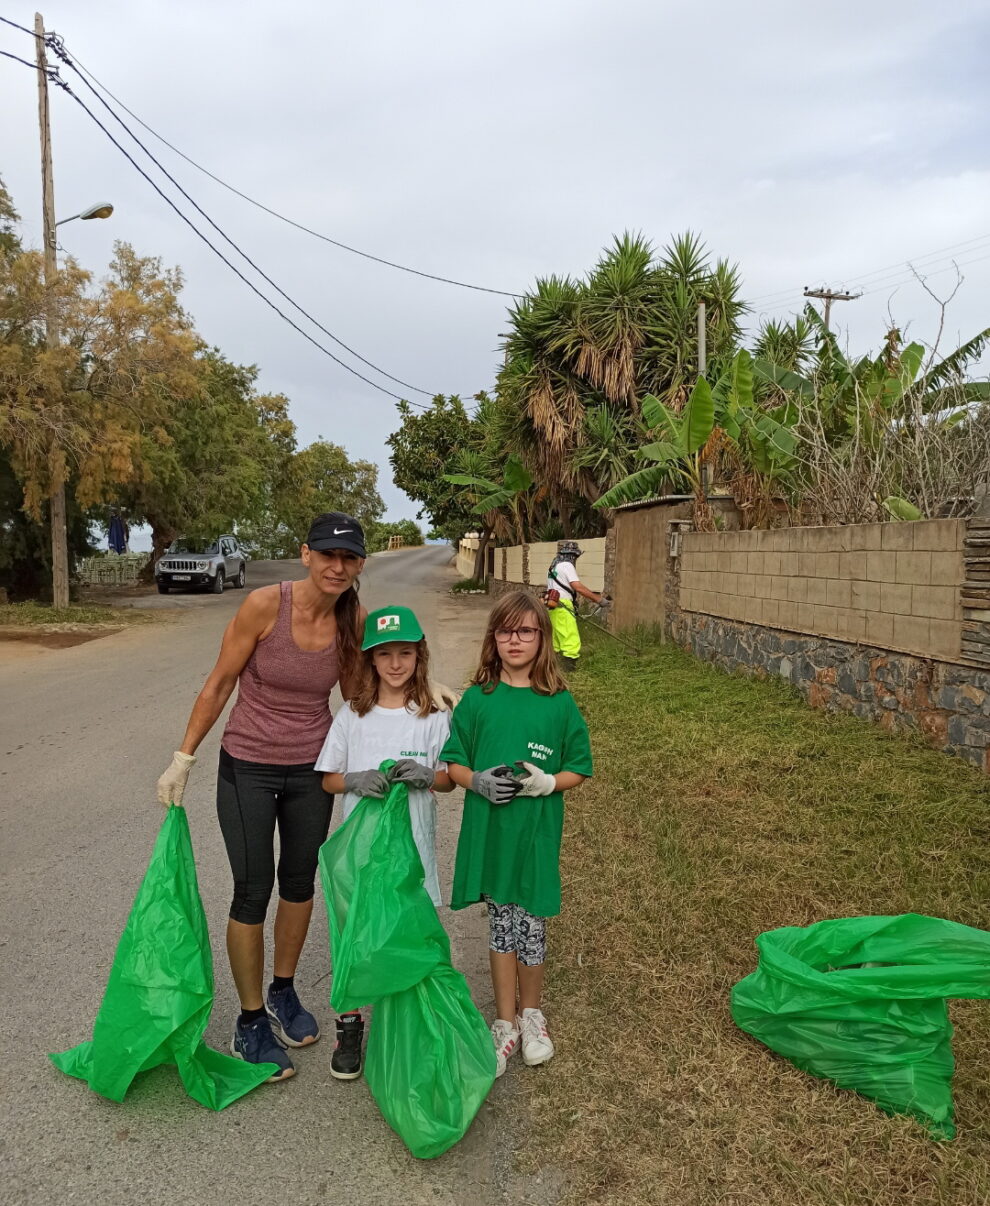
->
xmin=362 ymin=605 xmax=425 ymax=650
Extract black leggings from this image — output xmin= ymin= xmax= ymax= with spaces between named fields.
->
xmin=217 ymin=748 xmax=334 ymax=925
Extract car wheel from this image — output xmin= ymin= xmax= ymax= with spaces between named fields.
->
xmin=236 ymin=564 xmax=246 ymax=589
xmin=212 ymin=569 xmax=225 ymax=594
xmin=157 ymin=582 xmax=170 ymax=594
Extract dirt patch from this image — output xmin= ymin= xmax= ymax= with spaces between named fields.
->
xmin=0 ymin=625 xmax=124 ymax=649
xmin=80 ymin=582 xmax=158 ymax=604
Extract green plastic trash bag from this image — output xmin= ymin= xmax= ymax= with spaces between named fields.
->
xmin=319 ymin=763 xmax=497 ymax=1158
xmin=731 ymin=914 xmax=990 ymax=1138
xmin=50 ymin=805 xmax=275 ymax=1109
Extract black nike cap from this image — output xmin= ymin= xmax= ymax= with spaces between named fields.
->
xmin=305 ymin=512 xmax=367 ymax=558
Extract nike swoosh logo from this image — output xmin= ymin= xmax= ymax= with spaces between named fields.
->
xmin=332 ymin=528 xmax=353 ymax=535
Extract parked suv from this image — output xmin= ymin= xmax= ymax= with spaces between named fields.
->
xmin=155 ymin=535 xmax=247 ymax=594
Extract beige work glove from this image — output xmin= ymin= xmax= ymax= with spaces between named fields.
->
xmin=429 ymin=680 xmax=460 ymax=712
xmin=157 ymin=751 xmax=197 ymax=807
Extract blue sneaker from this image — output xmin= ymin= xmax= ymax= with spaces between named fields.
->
xmin=266 ymin=984 xmax=321 ymax=1048
xmin=231 ymin=1014 xmax=295 ymax=1082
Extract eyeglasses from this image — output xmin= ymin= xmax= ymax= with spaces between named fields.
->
xmin=494 ymin=626 xmax=540 ymax=643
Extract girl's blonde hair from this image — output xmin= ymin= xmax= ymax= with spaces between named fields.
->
xmin=472 ymin=590 xmax=568 ymax=696
xmin=350 ymin=638 xmax=436 ymax=718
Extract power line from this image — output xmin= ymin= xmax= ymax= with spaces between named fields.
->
xmin=749 ymin=248 xmax=990 ymax=322
xmin=0 ymin=14 xmax=34 ymax=34
xmin=0 ymin=45 xmax=37 ymax=70
xmin=5 ymin=52 xmax=431 ymax=407
xmin=747 ymin=233 xmax=990 ymax=308
xmin=61 ymin=43 xmax=522 ymax=300
xmin=3 ymin=36 xmax=438 ymax=407
xmin=45 ymin=34 xmax=436 ymax=399
xmin=857 ymin=251 xmax=990 ymax=297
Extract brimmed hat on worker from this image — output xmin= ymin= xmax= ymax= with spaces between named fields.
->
xmin=362 ymin=605 xmax=425 ymax=651
xmin=305 ymin=512 xmax=367 ymax=558
xmin=558 ymin=540 xmax=582 ymax=559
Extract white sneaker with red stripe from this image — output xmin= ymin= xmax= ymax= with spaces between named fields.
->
xmin=491 ymin=1018 xmax=520 ymax=1078
xmin=517 ymin=1008 xmax=554 ymax=1066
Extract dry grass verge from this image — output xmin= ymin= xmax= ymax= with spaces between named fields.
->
xmin=0 ymin=601 xmax=153 ymax=627
xmin=525 ymin=631 xmax=990 ymax=1205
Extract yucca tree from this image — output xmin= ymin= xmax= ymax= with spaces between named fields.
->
xmin=496 ymin=230 xmax=744 ymax=529
xmin=569 ymin=403 xmax=646 ymax=504
xmin=568 ymin=233 xmax=655 ymax=405
xmin=498 ymin=277 xmax=585 ymax=517
xmin=640 ymin=233 xmax=746 ymax=408
xmin=753 ymin=315 xmax=814 ymax=385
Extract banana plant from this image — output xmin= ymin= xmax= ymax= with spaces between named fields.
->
xmin=718 ymin=349 xmax=799 ymax=481
xmin=594 ymin=376 xmax=716 ymax=509
xmin=444 ymin=452 xmax=534 ymax=544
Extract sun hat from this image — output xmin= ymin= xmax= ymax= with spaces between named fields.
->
xmin=558 ymin=540 xmax=582 ymax=558
xmin=362 ymin=605 xmax=425 ymax=651
xmin=306 ymin=512 xmax=366 ymax=558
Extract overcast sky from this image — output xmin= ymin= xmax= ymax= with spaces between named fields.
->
xmin=3 ymin=0 xmax=989 ymax=532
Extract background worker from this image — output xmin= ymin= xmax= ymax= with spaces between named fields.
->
xmin=545 ymin=540 xmax=608 ymax=670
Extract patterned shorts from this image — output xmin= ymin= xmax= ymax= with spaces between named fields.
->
xmin=484 ymin=896 xmax=548 ymax=966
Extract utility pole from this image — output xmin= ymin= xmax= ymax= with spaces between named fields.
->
xmin=697 ymin=301 xmax=707 ymax=377
xmin=35 ymin=11 xmax=70 ymax=609
xmin=802 ymin=286 xmax=861 ymax=332
xmin=697 ymin=301 xmax=709 ymax=497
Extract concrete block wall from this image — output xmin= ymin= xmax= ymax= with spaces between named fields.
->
xmin=679 ymin=519 xmax=965 ymax=663
xmin=488 ymin=538 xmax=606 ymax=593
xmin=505 ymin=546 xmax=525 ymax=585
xmin=456 ymin=536 xmax=480 ymax=580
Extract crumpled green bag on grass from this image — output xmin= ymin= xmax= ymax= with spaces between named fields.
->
xmin=731 ymin=914 xmax=990 ymax=1138
xmin=319 ymin=762 xmax=496 ymax=1158
xmin=50 ymin=805 xmax=275 ymax=1109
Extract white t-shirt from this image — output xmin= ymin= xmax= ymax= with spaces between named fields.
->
xmin=314 ymin=701 xmax=450 ymax=907
xmin=547 ymin=559 xmax=579 ymax=601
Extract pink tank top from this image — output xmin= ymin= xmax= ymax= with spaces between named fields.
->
xmin=222 ymin=581 xmax=341 ymax=765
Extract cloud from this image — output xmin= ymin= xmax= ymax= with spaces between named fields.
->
xmin=2 ymin=0 xmax=987 ymax=520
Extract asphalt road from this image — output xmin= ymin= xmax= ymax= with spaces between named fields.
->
xmin=0 ymin=548 xmax=548 ymax=1206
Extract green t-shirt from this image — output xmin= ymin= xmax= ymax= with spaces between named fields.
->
xmin=441 ymin=681 xmax=593 ymax=918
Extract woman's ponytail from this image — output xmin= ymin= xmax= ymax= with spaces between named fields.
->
xmin=334 ymin=580 xmax=361 ymax=672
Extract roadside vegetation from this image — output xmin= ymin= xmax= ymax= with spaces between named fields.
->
xmin=526 ymin=629 xmax=990 ymax=1205
xmin=0 ymin=176 xmax=415 ymax=601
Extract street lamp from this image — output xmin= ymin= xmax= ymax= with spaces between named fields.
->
xmin=55 ymin=202 xmax=114 ymax=228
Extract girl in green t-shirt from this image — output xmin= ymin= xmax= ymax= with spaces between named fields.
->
xmin=441 ymin=590 xmax=593 ymax=1078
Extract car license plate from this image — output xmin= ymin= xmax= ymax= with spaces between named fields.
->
xmin=174 ymin=574 xmax=191 ymax=581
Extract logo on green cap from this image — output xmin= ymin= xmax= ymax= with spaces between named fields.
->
xmin=362 ymin=605 xmax=425 ymax=650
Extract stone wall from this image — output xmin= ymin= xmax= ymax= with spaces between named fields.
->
xmin=670 ymin=610 xmax=990 ymax=773
xmin=962 ymin=517 xmax=990 ymax=667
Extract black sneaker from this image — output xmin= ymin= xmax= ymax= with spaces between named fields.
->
xmin=230 ymin=1014 xmax=295 ymax=1082
xmin=330 ymin=1013 xmax=364 ymax=1081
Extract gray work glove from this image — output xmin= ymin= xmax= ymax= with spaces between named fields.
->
xmin=389 ymin=759 xmax=437 ymax=790
xmin=471 ymin=765 xmax=521 ymax=805
xmin=343 ymin=769 xmax=390 ymax=799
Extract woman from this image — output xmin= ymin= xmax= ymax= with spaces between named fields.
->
xmin=156 ymin=512 xmax=453 ymax=1082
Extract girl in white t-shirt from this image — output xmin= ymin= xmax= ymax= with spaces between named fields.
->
xmin=315 ymin=603 xmax=453 ymax=1080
